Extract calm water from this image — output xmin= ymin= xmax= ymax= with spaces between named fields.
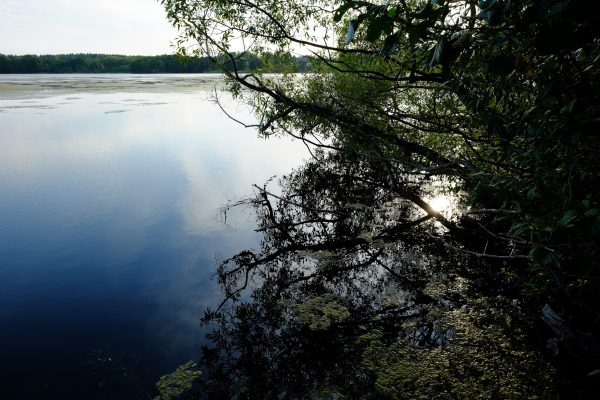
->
xmin=0 ymin=74 xmax=306 ymax=399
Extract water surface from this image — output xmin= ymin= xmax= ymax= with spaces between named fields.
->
xmin=0 ymin=74 xmax=306 ymax=399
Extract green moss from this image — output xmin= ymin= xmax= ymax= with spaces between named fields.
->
xmin=360 ymin=299 xmax=557 ymax=400
xmin=154 ymin=361 xmax=201 ymax=400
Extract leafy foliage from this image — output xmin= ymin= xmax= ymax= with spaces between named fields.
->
xmin=161 ymin=0 xmax=600 ymax=397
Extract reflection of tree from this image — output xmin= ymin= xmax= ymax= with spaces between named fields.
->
xmin=198 ymin=149 xmax=554 ymax=399
xmin=159 ymin=0 xmax=600 ymax=395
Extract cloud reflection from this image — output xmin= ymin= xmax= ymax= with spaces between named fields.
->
xmin=0 ymin=77 xmax=308 ymax=391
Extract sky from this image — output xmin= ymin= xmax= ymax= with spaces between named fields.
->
xmin=0 ymin=0 xmax=181 ymax=55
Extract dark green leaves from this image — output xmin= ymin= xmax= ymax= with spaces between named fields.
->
xmin=484 ymin=54 xmax=516 ymax=75
xmin=381 ymin=32 xmax=400 ymax=55
xmin=342 ymin=0 xmax=450 ymax=47
xmin=430 ymin=36 xmax=460 ymax=68
xmin=559 ymin=209 xmax=578 ymax=227
xmin=366 ymin=16 xmax=394 ymax=42
xmin=529 ymin=246 xmax=555 ymax=265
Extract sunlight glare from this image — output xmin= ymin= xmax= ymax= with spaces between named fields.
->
xmin=428 ymin=195 xmax=451 ymax=213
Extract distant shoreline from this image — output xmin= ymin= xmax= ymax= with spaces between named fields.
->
xmin=0 ymin=53 xmax=311 ymax=74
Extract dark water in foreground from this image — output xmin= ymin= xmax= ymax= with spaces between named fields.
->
xmin=0 ymin=74 xmax=306 ymax=399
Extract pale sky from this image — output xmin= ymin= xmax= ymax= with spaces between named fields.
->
xmin=0 ymin=0 xmax=181 ymax=55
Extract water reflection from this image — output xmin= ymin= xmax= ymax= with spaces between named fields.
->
xmin=197 ymin=143 xmax=553 ymax=400
xmin=0 ymin=75 xmax=306 ymax=399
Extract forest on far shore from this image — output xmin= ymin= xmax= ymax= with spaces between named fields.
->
xmin=0 ymin=53 xmax=312 ymax=74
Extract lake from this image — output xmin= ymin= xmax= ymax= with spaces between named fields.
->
xmin=0 ymin=74 xmax=307 ymax=399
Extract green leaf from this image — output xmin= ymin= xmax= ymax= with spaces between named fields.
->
xmin=526 ymin=186 xmax=538 ymax=200
xmin=560 ymin=99 xmax=576 ymax=114
xmin=366 ymin=20 xmax=382 ymax=42
xmin=559 ymin=209 xmax=578 ymax=226
xmin=366 ymin=17 xmax=393 ymax=42
xmin=407 ymin=22 xmax=429 ymax=45
xmin=524 ymin=106 xmax=537 ymax=117
xmin=381 ymin=32 xmax=400 ymax=55
xmin=508 ymin=222 xmax=529 ymax=237
xmin=529 ymin=246 xmax=553 ymax=265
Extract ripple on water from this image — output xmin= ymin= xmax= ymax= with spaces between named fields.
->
xmin=134 ymin=102 xmax=169 ymax=106
xmin=0 ymin=104 xmax=57 ymax=111
xmin=104 ymin=109 xmax=131 ymax=114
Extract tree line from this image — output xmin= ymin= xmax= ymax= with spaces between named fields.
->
xmin=0 ymin=53 xmax=312 ymax=74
